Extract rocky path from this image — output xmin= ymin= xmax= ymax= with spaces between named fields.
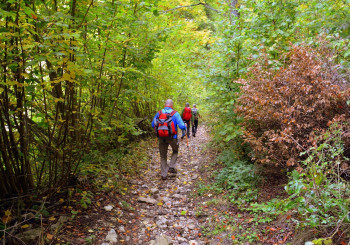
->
xmin=98 ymin=127 xmax=214 ymax=245
xmin=131 ymin=126 xmax=212 ymax=245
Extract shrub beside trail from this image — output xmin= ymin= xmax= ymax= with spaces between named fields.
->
xmin=236 ymin=45 xmax=350 ymax=169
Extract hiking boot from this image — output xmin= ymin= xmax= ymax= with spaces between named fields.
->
xmin=193 ymin=134 xmax=196 ymax=137
xmin=169 ymin=168 xmax=177 ymax=174
xmin=181 ymin=135 xmax=185 ymax=139
xmin=161 ymin=176 xmax=167 ymax=180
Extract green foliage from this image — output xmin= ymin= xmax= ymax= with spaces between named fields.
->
xmin=283 ymin=126 xmax=350 ymax=229
xmin=215 ymin=150 xmax=259 ymax=205
xmin=79 ymin=191 xmax=93 ymax=209
xmin=0 ymin=221 xmax=4 ymax=237
xmin=248 ymin=125 xmax=350 ymax=238
xmin=0 ymin=0 xmax=212 ymax=197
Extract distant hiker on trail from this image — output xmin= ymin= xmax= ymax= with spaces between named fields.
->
xmin=152 ymin=99 xmax=186 ymax=180
xmin=181 ymin=102 xmax=193 ymax=139
xmin=191 ymin=104 xmax=201 ymax=137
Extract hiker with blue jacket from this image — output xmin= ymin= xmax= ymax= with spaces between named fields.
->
xmin=152 ymin=99 xmax=186 ymax=180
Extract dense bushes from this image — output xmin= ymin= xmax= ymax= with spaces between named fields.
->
xmin=236 ymin=45 xmax=350 ymax=168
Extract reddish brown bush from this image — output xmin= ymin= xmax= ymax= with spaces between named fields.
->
xmin=236 ymin=45 xmax=350 ymax=168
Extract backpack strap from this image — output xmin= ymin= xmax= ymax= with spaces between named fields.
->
xmin=170 ymin=110 xmax=177 ymax=116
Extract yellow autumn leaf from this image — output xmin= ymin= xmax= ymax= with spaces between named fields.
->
xmin=59 ymin=198 xmax=64 ymax=203
xmin=49 ymin=216 xmax=56 ymax=221
xmin=157 ymin=202 xmax=163 ymax=206
xmin=21 ymin=224 xmax=30 ymax=229
xmin=4 ymin=210 xmax=11 ymax=216
xmin=62 ymin=73 xmax=70 ymax=80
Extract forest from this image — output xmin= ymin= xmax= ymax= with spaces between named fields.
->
xmin=0 ymin=0 xmax=349 ymax=244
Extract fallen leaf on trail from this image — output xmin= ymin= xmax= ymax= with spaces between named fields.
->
xmin=2 ymin=216 xmax=11 ymax=224
xmin=232 ymin=235 xmax=235 ymax=240
xmin=47 ymin=233 xmax=53 ymax=240
xmin=282 ymin=232 xmax=292 ymax=243
xmin=257 ymin=234 xmax=264 ymax=241
xmin=157 ymin=202 xmax=163 ymax=206
xmin=286 ymin=215 xmax=291 ymax=219
xmin=59 ymin=198 xmax=64 ymax=203
xmin=49 ymin=216 xmax=56 ymax=221
xmin=269 ymin=227 xmax=277 ymax=231
xmin=5 ymin=210 xmax=11 ymax=216
xmin=21 ymin=224 xmax=30 ymax=229
xmin=248 ymin=218 xmax=253 ymax=223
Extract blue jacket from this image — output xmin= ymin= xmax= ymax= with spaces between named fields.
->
xmin=152 ymin=107 xmax=186 ymax=139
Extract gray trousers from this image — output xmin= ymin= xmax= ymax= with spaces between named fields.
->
xmin=159 ymin=137 xmax=179 ymax=177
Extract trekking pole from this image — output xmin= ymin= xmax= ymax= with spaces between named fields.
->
xmin=154 ymin=137 xmax=158 ymax=148
xmin=186 ymin=135 xmax=191 ymax=164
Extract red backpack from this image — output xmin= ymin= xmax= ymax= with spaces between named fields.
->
xmin=182 ymin=107 xmax=192 ymax=121
xmin=154 ymin=110 xmax=177 ymax=138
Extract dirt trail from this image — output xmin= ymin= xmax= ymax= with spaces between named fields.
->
xmin=123 ymin=126 xmax=213 ymax=244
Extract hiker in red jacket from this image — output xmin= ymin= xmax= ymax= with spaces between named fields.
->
xmin=181 ymin=102 xmax=193 ymax=139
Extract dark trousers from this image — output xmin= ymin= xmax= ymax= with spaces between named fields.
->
xmin=192 ymin=119 xmax=198 ymax=135
xmin=159 ymin=138 xmax=179 ymax=177
xmin=183 ymin=120 xmax=191 ymax=138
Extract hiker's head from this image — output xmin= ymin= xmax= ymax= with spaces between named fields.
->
xmin=193 ymin=104 xmax=196 ymax=108
xmin=165 ymin=99 xmax=174 ymax=108
xmin=185 ymin=102 xmax=190 ymax=107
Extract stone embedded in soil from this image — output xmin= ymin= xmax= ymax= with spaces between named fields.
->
xmin=104 ymin=205 xmax=113 ymax=211
xmin=150 ymin=235 xmax=173 ymax=245
xmin=118 ymin=225 xmax=125 ymax=233
xmin=187 ymin=223 xmax=195 ymax=230
xmin=178 ymin=237 xmax=187 ymax=242
xmin=151 ymin=188 xmax=159 ymax=194
xmin=191 ymin=174 xmax=198 ymax=180
xmin=105 ymin=229 xmax=118 ymax=243
xmin=137 ymin=196 xmax=158 ymax=205
xmin=173 ymin=194 xmax=183 ymax=199
xmin=51 ymin=215 xmax=69 ymax=232
xmin=21 ymin=212 xmax=35 ymax=220
xmin=17 ymin=228 xmax=42 ymax=243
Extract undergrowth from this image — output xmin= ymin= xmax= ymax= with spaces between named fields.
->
xmin=79 ymin=138 xmax=151 ymax=192
xmin=214 ymin=150 xmax=260 ymax=205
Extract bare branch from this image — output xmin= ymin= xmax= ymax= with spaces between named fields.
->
xmin=162 ymin=2 xmax=220 ymax=14
xmin=203 ymin=3 xmax=220 ymax=13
